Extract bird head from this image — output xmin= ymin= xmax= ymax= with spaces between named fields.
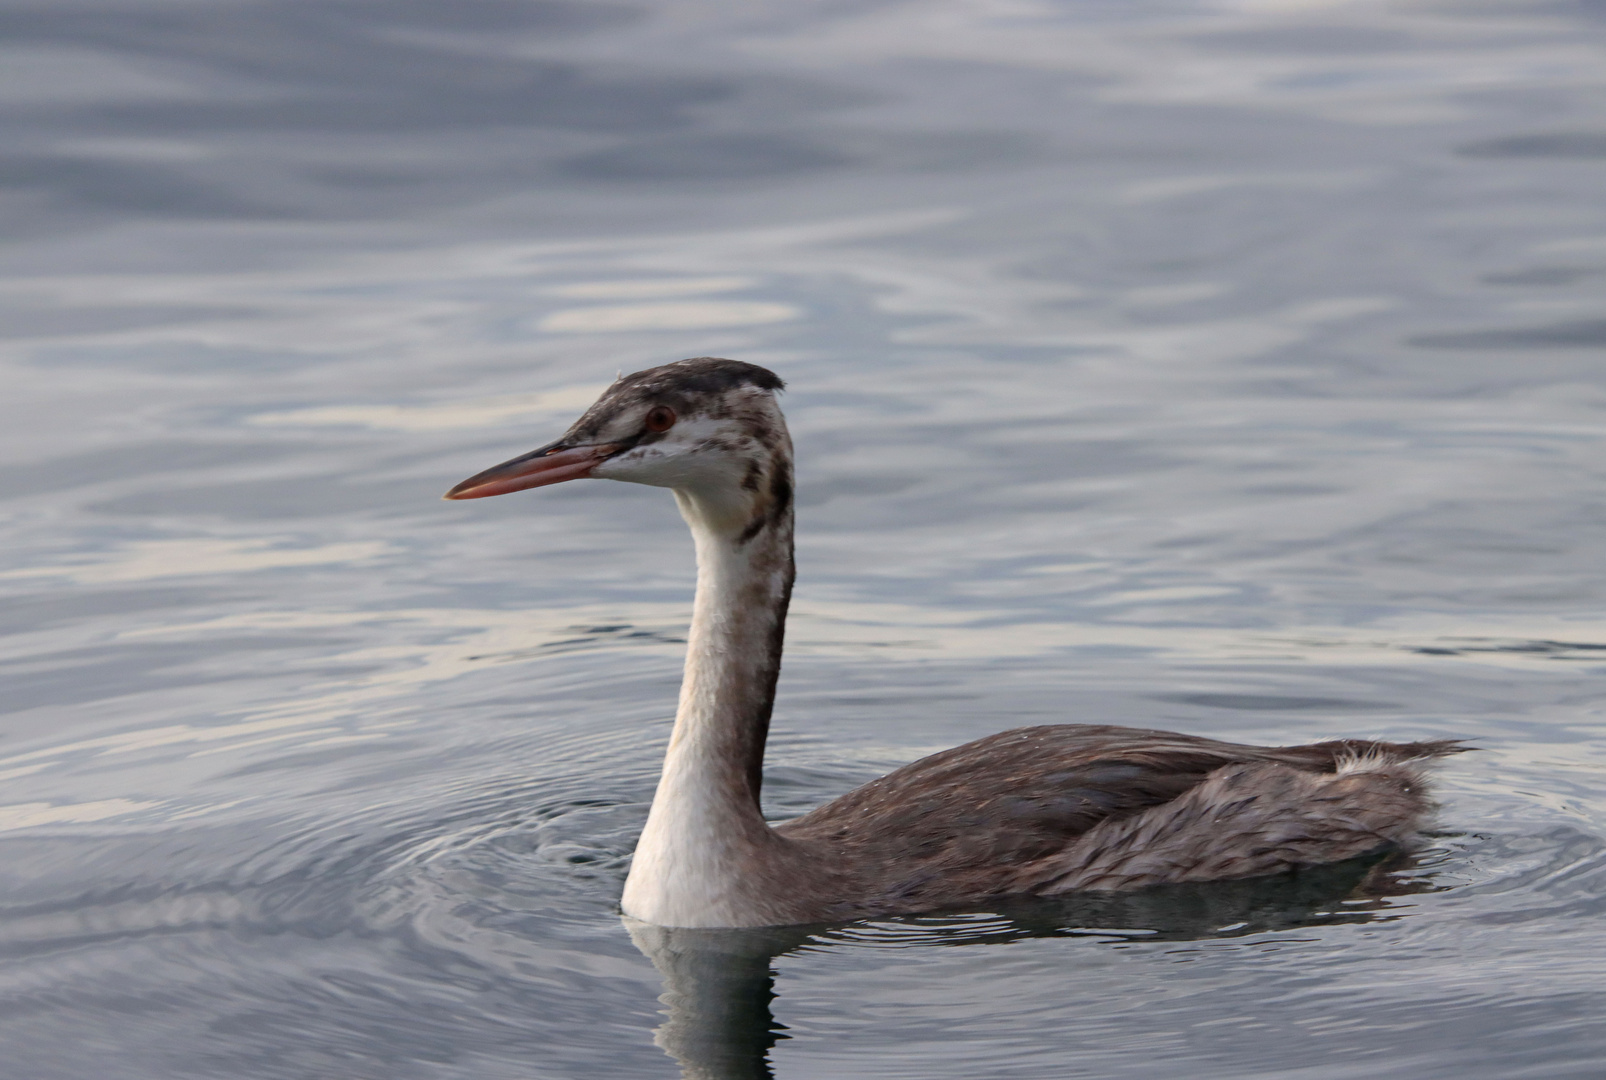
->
xmin=445 ymin=357 xmax=793 ymax=539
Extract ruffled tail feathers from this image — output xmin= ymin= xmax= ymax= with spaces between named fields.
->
xmin=1022 ymin=745 xmax=1466 ymax=895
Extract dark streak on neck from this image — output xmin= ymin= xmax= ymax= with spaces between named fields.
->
xmin=743 ymin=542 xmax=794 ymax=805
xmin=735 ymin=469 xmax=794 ymax=548
xmin=731 ymin=464 xmax=794 ymax=806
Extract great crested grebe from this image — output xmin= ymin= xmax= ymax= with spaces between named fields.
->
xmin=446 ymin=357 xmax=1462 ymax=929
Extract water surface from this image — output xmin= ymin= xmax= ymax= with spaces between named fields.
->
xmin=2 ymin=1 xmax=1605 ymax=1076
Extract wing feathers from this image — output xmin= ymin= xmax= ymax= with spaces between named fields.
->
xmin=1018 ymin=758 xmax=1438 ymax=894
xmin=776 ymin=725 xmax=1462 ymax=911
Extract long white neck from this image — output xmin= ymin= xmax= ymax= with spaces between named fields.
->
xmin=621 ymin=478 xmax=795 ymax=928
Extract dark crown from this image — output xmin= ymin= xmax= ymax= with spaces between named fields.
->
xmin=617 ymin=357 xmax=785 ymax=396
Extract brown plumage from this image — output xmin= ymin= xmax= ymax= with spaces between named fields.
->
xmin=778 ymin=727 xmax=1460 ymax=917
xmin=446 ymin=357 xmax=1466 ymax=928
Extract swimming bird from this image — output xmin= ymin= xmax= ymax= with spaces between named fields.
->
xmin=446 ymin=357 xmax=1462 ymax=929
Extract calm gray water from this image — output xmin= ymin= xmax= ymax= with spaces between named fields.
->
xmin=2 ymin=1 xmax=1605 ymax=1076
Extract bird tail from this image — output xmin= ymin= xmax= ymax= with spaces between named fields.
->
xmin=1288 ymin=737 xmax=1470 ymax=772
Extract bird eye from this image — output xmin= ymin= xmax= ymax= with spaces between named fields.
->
xmin=644 ymin=405 xmax=676 ymax=433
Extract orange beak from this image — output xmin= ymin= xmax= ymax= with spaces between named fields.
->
xmin=443 ymin=441 xmax=621 ymax=500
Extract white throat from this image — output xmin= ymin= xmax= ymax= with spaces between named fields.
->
xmin=620 ymin=482 xmax=795 ymax=928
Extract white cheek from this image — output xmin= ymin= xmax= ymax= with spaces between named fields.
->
xmin=593 ymin=441 xmax=760 ymax=535
xmin=593 ymin=445 xmax=694 ymax=488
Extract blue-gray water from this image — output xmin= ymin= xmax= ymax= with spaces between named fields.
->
xmin=2 ymin=1 xmax=1605 ymax=1077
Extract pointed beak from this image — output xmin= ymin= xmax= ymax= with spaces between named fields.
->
xmin=443 ymin=440 xmax=622 ymax=500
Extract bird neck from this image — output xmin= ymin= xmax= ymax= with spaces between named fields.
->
xmin=622 ymin=478 xmax=796 ymax=927
xmin=675 ymin=490 xmax=794 ymax=810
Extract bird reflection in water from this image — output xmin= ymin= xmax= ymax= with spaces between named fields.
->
xmin=625 ymin=852 xmax=1442 ymax=1079
xmin=627 ymin=920 xmax=798 ymax=1080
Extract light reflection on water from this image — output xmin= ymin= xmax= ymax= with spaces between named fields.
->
xmin=2 ymin=0 xmax=1606 ymax=1076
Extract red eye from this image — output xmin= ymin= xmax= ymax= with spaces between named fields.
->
xmin=644 ymin=406 xmax=676 ymax=433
